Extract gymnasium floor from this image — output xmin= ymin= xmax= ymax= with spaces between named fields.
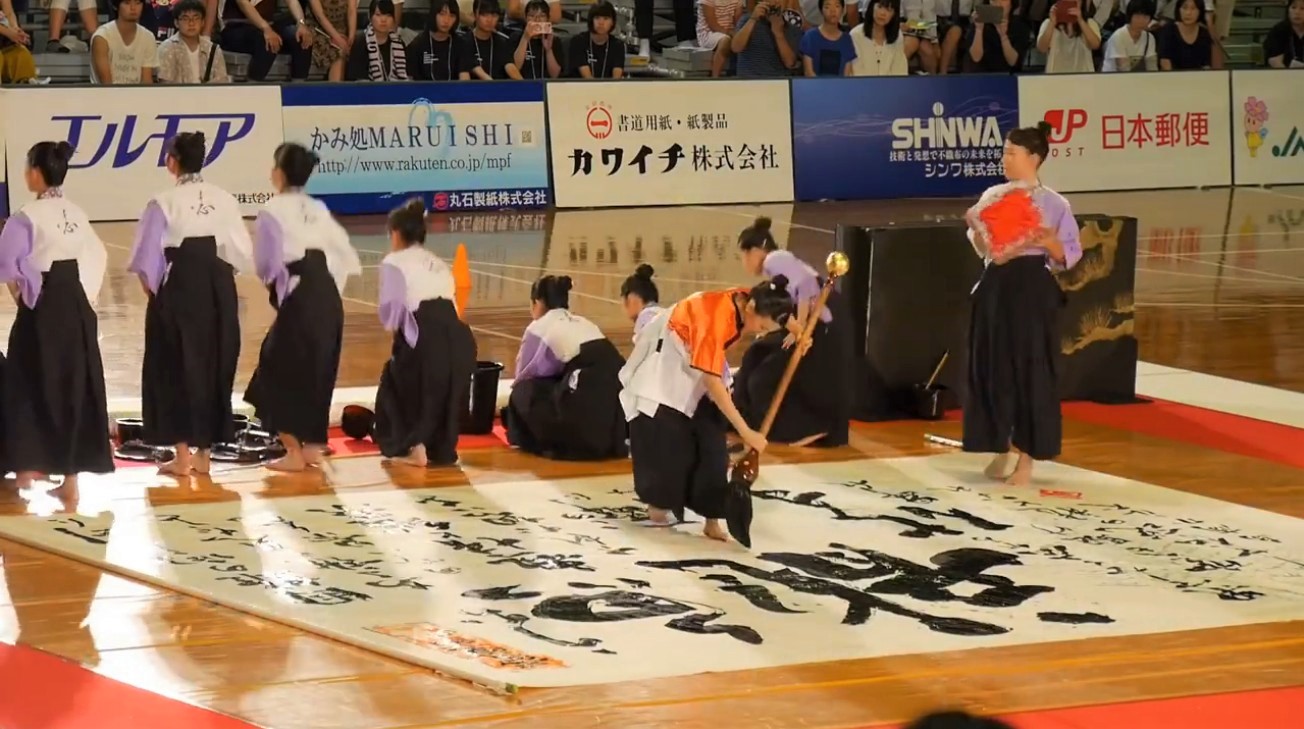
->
xmin=0 ymin=185 xmax=1302 ymax=729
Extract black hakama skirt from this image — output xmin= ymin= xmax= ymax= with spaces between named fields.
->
xmin=141 ymin=237 xmax=241 ymax=449
xmin=732 ymin=288 xmax=852 ymax=447
xmin=244 ymin=251 xmax=343 ymax=444
xmin=963 ymin=256 xmax=1065 ymax=461
xmin=630 ymin=399 xmax=728 ymax=520
xmin=372 ymin=298 xmax=477 ymax=465
xmin=3 ymin=260 xmax=114 ymax=475
xmin=504 ymin=338 xmax=628 ymax=460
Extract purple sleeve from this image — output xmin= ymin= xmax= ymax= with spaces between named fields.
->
xmin=514 ymin=331 xmax=565 ymax=382
xmin=128 ymin=202 xmax=169 ymax=294
xmin=764 ymin=251 xmax=830 ymax=323
xmin=254 ymin=212 xmax=291 ymax=303
xmin=0 ymin=213 xmax=42 ymax=308
xmin=1038 ymin=191 xmax=1083 ymax=272
xmin=378 ymin=262 xmax=419 ymax=348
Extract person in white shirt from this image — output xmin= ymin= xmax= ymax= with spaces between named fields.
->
xmin=1037 ymin=0 xmax=1101 ymax=72
xmin=1101 ymin=0 xmax=1157 ymax=71
xmin=90 ymin=0 xmax=159 ymax=84
xmin=850 ymin=0 xmax=909 ymax=74
xmin=697 ymin=0 xmax=743 ymax=76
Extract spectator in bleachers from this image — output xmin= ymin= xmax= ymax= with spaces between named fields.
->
xmin=568 ymin=1 xmax=625 ymax=77
xmin=731 ymin=0 xmax=802 ymax=76
xmin=1157 ymin=0 xmax=1217 ymax=68
xmin=1152 ymin=0 xmax=1213 ymax=34
xmin=635 ymin=0 xmax=697 ymax=58
xmin=962 ymin=0 xmax=1030 ymax=72
xmin=896 ymin=0 xmax=940 ymax=72
xmin=800 ymin=0 xmax=857 ymax=74
xmin=0 ymin=1 xmax=39 ymax=83
xmin=47 ymin=0 xmax=99 ymax=52
xmin=345 ymin=0 xmax=408 ymax=79
xmin=459 ymin=0 xmax=520 ymax=78
xmin=91 ymin=0 xmax=158 ymax=83
xmin=697 ymin=0 xmax=742 ymax=77
xmin=157 ymin=0 xmax=230 ymax=81
xmin=306 ymin=0 xmax=356 ymax=81
xmin=1263 ymin=0 xmax=1304 ymax=67
xmin=513 ymin=0 xmax=562 ymax=78
xmin=218 ymin=0 xmax=313 ymax=82
xmin=406 ymin=0 xmax=461 ymax=79
xmin=507 ymin=0 xmax=562 ymax=25
xmin=1101 ymin=0 xmax=1156 ymax=70
xmin=937 ymin=0 xmax=975 ymax=73
xmin=1036 ymin=0 xmax=1100 ymax=72
xmin=850 ymin=0 xmax=909 ymax=75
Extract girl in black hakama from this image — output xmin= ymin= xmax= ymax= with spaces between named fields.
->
xmin=619 ymin=264 xmax=664 ymax=342
xmin=128 ymin=131 xmax=254 ymax=477
xmin=0 ymin=141 xmax=114 ymax=496
xmin=963 ymin=122 xmax=1083 ymax=486
xmin=734 ymin=217 xmax=852 ymax=447
xmin=618 ymin=279 xmax=793 ymax=541
xmin=503 ymin=276 xmax=628 ymax=460
xmin=372 ymin=198 xmax=477 ymax=468
xmin=244 ymin=143 xmax=362 ymax=472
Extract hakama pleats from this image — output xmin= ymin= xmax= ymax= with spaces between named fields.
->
xmin=244 ymin=251 xmax=343 ymax=444
xmin=3 ymin=260 xmax=113 ymax=474
xmin=504 ymin=338 xmax=628 ymax=460
xmin=963 ymin=256 xmax=1064 ymax=461
xmin=629 ymin=400 xmax=728 ymax=519
xmin=732 ymin=288 xmax=852 ymax=446
xmin=141 ymin=237 xmax=241 ymax=449
xmin=372 ymin=299 xmax=476 ymax=464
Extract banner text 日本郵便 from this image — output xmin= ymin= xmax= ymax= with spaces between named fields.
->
xmin=281 ymin=83 xmax=549 ymax=215
xmin=547 ymin=79 xmax=794 ymax=209
xmin=3 ymin=86 xmax=283 ymax=221
xmin=791 ymin=76 xmax=1018 ymax=201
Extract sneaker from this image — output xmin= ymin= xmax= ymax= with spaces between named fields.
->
xmin=46 ymin=39 xmax=68 ymax=53
xmin=26 ymin=77 xmax=52 ymax=84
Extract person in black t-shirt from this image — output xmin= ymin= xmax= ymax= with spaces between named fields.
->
xmin=567 ymin=0 xmax=626 ymax=78
xmin=407 ymin=0 xmax=463 ymax=79
xmin=513 ymin=0 xmax=564 ymax=78
xmin=1157 ymin=0 xmax=1216 ymax=69
xmin=459 ymin=0 xmax=522 ymax=78
xmin=963 ymin=0 xmax=1031 ymax=73
xmin=1263 ymin=0 xmax=1304 ymax=68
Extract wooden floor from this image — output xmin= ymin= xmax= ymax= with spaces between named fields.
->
xmin=2 ymin=186 xmax=1304 ymax=728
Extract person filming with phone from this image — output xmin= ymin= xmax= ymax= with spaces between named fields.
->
xmin=514 ymin=0 xmax=563 ymax=78
xmin=963 ymin=0 xmax=1030 ymax=72
xmin=1036 ymin=0 xmax=1100 ymax=72
xmin=732 ymin=0 xmax=803 ymax=77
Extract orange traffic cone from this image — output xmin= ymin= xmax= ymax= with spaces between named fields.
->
xmin=453 ymin=242 xmax=471 ymax=320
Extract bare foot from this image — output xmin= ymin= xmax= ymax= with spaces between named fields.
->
xmin=192 ymin=450 xmax=211 ymax=475
xmin=50 ymin=475 xmax=79 ymax=500
xmin=647 ymin=507 xmax=672 ymax=525
xmin=703 ymin=519 xmax=728 ymax=542
xmin=395 ymin=444 xmax=428 ymax=467
xmin=1005 ymin=455 xmax=1033 ymax=487
xmin=302 ymin=446 xmax=325 ymax=467
xmin=158 ymin=460 xmax=192 ymax=478
xmin=984 ymin=453 xmax=1013 ymax=481
xmin=15 ymin=471 xmax=39 ymax=490
xmin=266 ymin=453 xmax=306 ymax=472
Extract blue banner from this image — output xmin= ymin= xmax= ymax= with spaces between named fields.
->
xmin=791 ymin=76 xmax=1020 ymax=201
xmin=280 ymin=83 xmax=551 ymax=215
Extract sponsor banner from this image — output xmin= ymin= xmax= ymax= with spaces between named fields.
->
xmin=4 ymin=86 xmax=282 ymax=221
xmin=1019 ymin=73 xmax=1232 ymax=193
xmin=1231 ymin=71 xmax=1304 ymax=186
xmin=546 ymin=80 xmax=794 ymax=208
xmin=791 ymin=76 xmax=1018 ymax=200
xmin=281 ymin=83 xmax=549 ymax=215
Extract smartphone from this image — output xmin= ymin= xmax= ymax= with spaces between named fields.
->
xmin=974 ymin=4 xmax=1004 ymax=23
xmin=1052 ymin=0 xmax=1077 ymax=24
xmin=528 ymin=20 xmax=552 ymax=36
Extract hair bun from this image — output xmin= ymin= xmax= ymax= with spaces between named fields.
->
xmin=188 ymin=131 xmax=207 ymax=146
xmin=770 ymin=274 xmax=789 ymax=291
xmin=54 ymin=141 xmax=75 ymax=163
xmin=1035 ymin=121 xmax=1053 ymax=139
xmin=308 ymin=150 xmax=322 ymax=168
xmin=634 ymin=263 xmax=655 ymax=279
xmin=754 ymin=216 xmax=772 ymax=233
xmin=557 ymin=275 xmax=573 ymax=293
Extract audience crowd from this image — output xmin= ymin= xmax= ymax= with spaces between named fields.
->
xmin=0 ymin=0 xmax=1298 ymax=83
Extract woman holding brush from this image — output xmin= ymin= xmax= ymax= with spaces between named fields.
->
xmin=734 ymin=217 xmax=853 ymax=448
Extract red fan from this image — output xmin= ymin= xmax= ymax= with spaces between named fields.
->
xmin=967 ymin=186 xmax=1044 ymax=262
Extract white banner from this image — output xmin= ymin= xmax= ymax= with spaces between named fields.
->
xmin=547 ymin=80 xmax=794 ymax=208
xmin=4 ymin=86 xmax=283 ymax=221
xmin=1019 ymin=74 xmax=1232 ymax=193
xmin=1231 ymin=70 xmax=1304 ymax=186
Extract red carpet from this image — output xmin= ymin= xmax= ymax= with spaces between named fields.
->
xmin=0 ymin=641 xmax=255 ymax=729
xmin=870 ymin=684 xmax=1304 ymax=728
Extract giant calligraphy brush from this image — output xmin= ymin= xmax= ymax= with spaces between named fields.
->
xmin=725 ymin=251 xmax=850 ymax=548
